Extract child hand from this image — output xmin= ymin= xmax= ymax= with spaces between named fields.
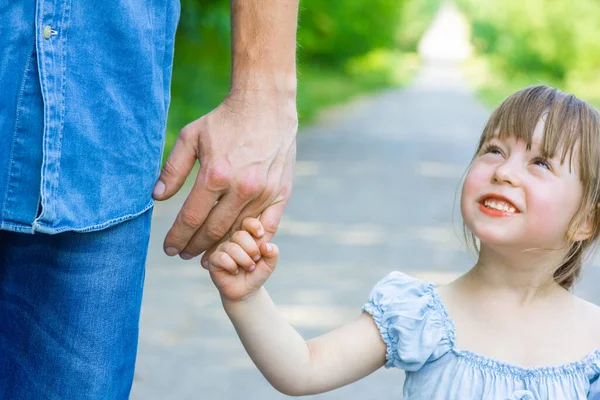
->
xmin=207 ymin=217 xmax=279 ymax=303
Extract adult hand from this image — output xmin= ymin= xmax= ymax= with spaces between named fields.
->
xmin=153 ymin=90 xmax=297 ymax=262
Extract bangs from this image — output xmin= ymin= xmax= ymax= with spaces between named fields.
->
xmin=475 ymin=85 xmax=600 ymax=181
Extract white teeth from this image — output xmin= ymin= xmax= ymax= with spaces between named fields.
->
xmin=483 ymin=199 xmax=516 ymax=213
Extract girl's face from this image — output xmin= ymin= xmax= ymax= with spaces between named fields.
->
xmin=461 ymin=118 xmax=585 ymax=251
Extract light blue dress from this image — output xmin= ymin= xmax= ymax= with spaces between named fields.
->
xmin=362 ymin=272 xmax=600 ymax=399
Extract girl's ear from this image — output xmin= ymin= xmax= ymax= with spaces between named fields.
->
xmin=569 ymin=209 xmax=596 ymax=242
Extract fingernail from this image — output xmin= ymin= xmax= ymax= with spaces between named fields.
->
xmin=165 ymin=247 xmax=179 ymax=256
xmin=257 ymin=229 xmax=265 ymax=237
xmin=153 ymin=180 xmax=165 ymax=197
xmin=180 ymin=253 xmax=194 ymax=260
xmin=249 ymin=265 xmax=256 ymax=271
xmin=265 ymin=243 xmax=272 ymax=252
xmin=202 ymin=259 xmax=209 ymax=268
xmin=234 ymin=269 xmax=239 ymax=275
xmin=253 ymin=255 xmax=261 ymax=262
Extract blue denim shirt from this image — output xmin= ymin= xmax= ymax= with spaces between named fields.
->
xmin=0 ymin=1 xmax=181 ymax=234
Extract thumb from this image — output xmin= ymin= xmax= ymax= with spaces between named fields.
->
xmin=258 ymin=200 xmax=286 ymax=243
xmin=153 ymin=130 xmax=197 ymax=201
xmin=258 ymin=242 xmax=279 ymax=272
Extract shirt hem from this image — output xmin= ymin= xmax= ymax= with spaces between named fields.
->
xmin=31 ymin=199 xmax=155 ymax=234
xmin=0 ymin=221 xmax=36 ymax=234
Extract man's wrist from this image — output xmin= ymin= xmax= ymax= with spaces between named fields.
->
xmin=230 ymin=72 xmax=297 ymax=100
xmin=225 ymin=85 xmax=298 ymax=120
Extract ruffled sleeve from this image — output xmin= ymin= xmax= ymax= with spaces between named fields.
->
xmin=587 ymin=353 xmax=600 ymax=400
xmin=362 ymin=271 xmax=453 ymax=372
xmin=506 ymin=391 xmax=534 ymax=400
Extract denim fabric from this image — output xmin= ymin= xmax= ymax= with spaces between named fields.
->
xmin=0 ymin=1 xmax=181 ymax=234
xmin=0 ymin=208 xmax=152 ymax=399
xmin=362 ymin=272 xmax=600 ymax=399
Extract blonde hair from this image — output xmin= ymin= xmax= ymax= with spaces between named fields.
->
xmin=463 ymin=85 xmax=600 ymax=290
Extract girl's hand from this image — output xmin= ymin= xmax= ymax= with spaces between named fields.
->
xmin=207 ymin=217 xmax=279 ymax=303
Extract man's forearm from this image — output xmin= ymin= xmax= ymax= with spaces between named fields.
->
xmin=229 ymin=0 xmax=298 ymax=96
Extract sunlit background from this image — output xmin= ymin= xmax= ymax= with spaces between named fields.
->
xmin=164 ymin=0 xmax=600 ymax=156
xmin=132 ymin=1 xmax=600 ymax=399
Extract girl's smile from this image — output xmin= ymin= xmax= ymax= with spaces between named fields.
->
xmin=478 ymin=193 xmax=520 ymax=217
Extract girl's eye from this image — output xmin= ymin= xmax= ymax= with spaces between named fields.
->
xmin=533 ymin=157 xmax=551 ymax=170
xmin=482 ymin=144 xmax=503 ymax=156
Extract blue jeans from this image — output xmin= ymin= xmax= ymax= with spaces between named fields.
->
xmin=0 ymin=208 xmax=152 ymax=399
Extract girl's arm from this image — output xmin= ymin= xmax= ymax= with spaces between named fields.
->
xmin=207 ymin=218 xmax=387 ymax=395
xmin=223 ymin=288 xmax=387 ymax=396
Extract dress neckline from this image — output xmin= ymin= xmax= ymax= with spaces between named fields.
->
xmin=425 ymin=281 xmax=600 ymax=378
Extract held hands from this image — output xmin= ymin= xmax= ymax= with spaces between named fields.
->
xmin=152 ymin=92 xmax=297 ymax=262
xmin=207 ymin=217 xmax=279 ymax=303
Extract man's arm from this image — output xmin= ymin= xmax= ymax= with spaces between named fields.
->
xmin=153 ymin=0 xmax=299 ymax=261
xmin=230 ymin=0 xmax=298 ymax=97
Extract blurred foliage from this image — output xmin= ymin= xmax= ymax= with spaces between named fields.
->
xmin=297 ymin=0 xmax=404 ymax=64
xmin=456 ymin=0 xmax=600 ymax=107
xmin=176 ymin=0 xmax=442 ymax=64
xmin=164 ymin=0 xmax=441 ymax=160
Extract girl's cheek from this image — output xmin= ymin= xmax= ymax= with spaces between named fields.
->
xmin=524 ymin=187 xmax=573 ymax=236
xmin=460 ymin=170 xmax=485 ymax=220
xmin=463 ymin=166 xmax=489 ymax=196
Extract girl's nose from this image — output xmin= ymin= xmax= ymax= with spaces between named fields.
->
xmin=492 ymin=159 xmax=521 ymax=186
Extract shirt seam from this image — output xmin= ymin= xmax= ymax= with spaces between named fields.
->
xmin=2 ymin=41 xmax=36 ymax=223
xmin=36 ymin=0 xmax=52 ymax=223
xmin=52 ymin=0 xmax=71 ymax=212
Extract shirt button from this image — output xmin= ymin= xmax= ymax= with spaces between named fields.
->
xmin=43 ymin=25 xmax=52 ymax=39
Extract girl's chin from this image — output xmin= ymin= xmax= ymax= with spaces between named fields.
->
xmin=475 ymin=233 xmax=549 ymax=251
xmin=476 ymin=237 xmax=523 ymax=249
xmin=470 ymin=229 xmax=523 ymax=247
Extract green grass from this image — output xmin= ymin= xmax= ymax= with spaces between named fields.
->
xmin=163 ymin=47 xmax=420 ymax=162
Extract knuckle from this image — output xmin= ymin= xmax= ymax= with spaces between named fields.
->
xmin=162 ymin=158 xmax=179 ymax=179
xmin=218 ymin=252 xmax=232 ymax=265
xmin=209 ymin=251 xmax=221 ymax=266
xmin=255 ymin=180 xmax=278 ymax=204
xmin=215 ymin=243 xmax=227 ymax=253
xmin=223 ymin=242 xmax=237 ymax=253
xmin=279 ymin=182 xmax=292 ymax=199
xmin=231 ymin=231 xmax=245 ymax=242
xmin=256 ymin=179 xmax=267 ymax=193
xmin=235 ymin=181 xmax=255 ymax=199
xmin=179 ymin=125 xmax=195 ymax=143
xmin=178 ymin=209 xmax=204 ymax=229
xmin=206 ymin=224 xmax=227 ymax=241
xmin=260 ymin=185 xmax=277 ymax=203
xmin=236 ymin=177 xmax=266 ymax=199
xmin=263 ymin=180 xmax=278 ymax=196
xmin=205 ymin=163 xmax=231 ymax=191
